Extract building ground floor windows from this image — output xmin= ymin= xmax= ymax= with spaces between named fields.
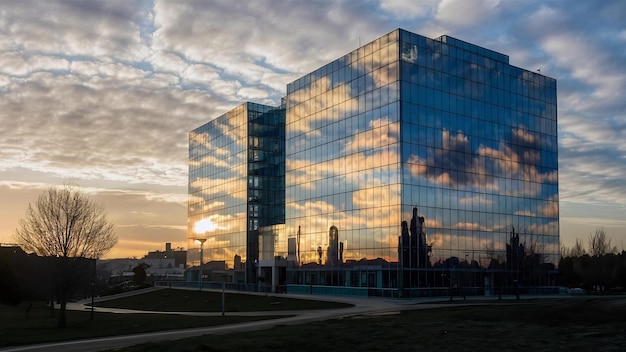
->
xmin=248 ymin=258 xmax=559 ymax=296
xmin=181 ymin=256 xmax=558 ymax=297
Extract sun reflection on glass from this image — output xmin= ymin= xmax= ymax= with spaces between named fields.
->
xmin=194 ymin=218 xmax=217 ymax=234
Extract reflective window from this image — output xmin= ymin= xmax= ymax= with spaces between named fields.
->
xmin=285 ymin=29 xmax=557 ymax=290
xmin=192 ymin=29 xmax=558 ymax=292
xmin=189 ymin=103 xmax=285 ymax=283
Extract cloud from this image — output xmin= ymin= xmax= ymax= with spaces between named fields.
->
xmin=149 ymin=52 xmax=188 ymax=74
xmin=0 ymin=0 xmax=625 ymax=256
xmin=436 ymin=0 xmax=501 ymax=27
xmin=379 ymin=0 xmax=438 ymax=19
xmin=512 ymin=2 xmax=626 ymax=212
xmin=237 ymin=87 xmax=269 ymax=100
xmin=0 ymin=67 xmax=218 ymax=186
xmin=1 ymin=0 xmax=152 ymax=61
xmin=152 ymin=0 xmax=389 ymax=77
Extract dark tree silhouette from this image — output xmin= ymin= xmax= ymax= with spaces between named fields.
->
xmin=14 ymin=184 xmax=117 ymax=328
xmin=559 ymin=229 xmax=626 ymax=292
xmin=588 ymin=228 xmax=617 ymax=256
xmin=0 ymin=256 xmax=22 ymax=305
xmin=132 ymin=262 xmax=150 ymax=285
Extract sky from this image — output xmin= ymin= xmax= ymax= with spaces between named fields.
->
xmin=0 ymin=0 xmax=625 ymax=259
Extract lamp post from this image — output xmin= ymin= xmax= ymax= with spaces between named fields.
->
xmin=448 ymin=268 xmax=452 ymax=302
xmin=91 ymin=252 xmax=98 ymax=321
xmin=90 ymin=281 xmax=95 ymax=320
xmin=221 ymin=274 xmax=226 ymax=317
xmin=194 ymin=218 xmax=217 ymax=290
xmin=197 ymin=239 xmax=207 ymax=290
xmin=464 ymin=253 xmax=468 ymax=300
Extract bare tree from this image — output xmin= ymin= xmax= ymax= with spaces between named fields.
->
xmin=15 ymin=184 xmax=117 ymax=327
xmin=573 ymin=238 xmax=587 ymax=257
xmin=588 ymin=228 xmax=617 ymax=257
xmin=561 ymin=238 xmax=587 ymax=258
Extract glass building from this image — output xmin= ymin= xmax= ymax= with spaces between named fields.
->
xmin=189 ymin=102 xmax=285 ymax=285
xmin=190 ymin=29 xmax=559 ymax=296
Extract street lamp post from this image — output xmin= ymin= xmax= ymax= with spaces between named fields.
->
xmin=90 ymin=282 xmax=95 ymax=320
xmin=91 ymin=253 xmax=98 ymax=321
xmin=197 ymin=239 xmax=207 ymax=290
xmin=221 ymin=274 xmax=226 ymax=317
xmin=91 ymin=259 xmax=96 ymax=320
xmin=464 ymin=253 xmax=468 ymax=300
xmin=194 ymin=218 xmax=217 ymax=291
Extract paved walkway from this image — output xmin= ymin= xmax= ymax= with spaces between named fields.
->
xmin=0 ymin=288 xmax=563 ymax=352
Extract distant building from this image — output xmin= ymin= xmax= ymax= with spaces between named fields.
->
xmin=103 ymin=243 xmax=187 ymax=284
xmin=143 ymin=242 xmax=187 ymax=268
xmin=98 ymin=258 xmax=139 ymax=285
xmin=142 ymin=258 xmax=185 ymax=281
xmin=189 ymin=29 xmax=559 ymax=295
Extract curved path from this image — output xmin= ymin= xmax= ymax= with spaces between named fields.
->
xmin=0 ymin=288 xmax=533 ymax=352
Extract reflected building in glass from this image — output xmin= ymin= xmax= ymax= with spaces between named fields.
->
xmin=190 ymin=29 xmax=559 ymax=296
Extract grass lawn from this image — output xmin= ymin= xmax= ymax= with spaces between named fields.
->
xmin=106 ymin=297 xmax=626 ymax=352
xmin=5 ymin=289 xmax=626 ymax=351
xmin=0 ymin=301 xmax=283 ymax=348
xmin=94 ymin=288 xmax=353 ymax=312
xmin=0 ymin=288 xmax=350 ymax=347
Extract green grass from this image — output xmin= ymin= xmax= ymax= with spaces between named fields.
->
xmin=95 ymin=288 xmax=353 ymax=312
xmin=108 ymin=297 xmax=626 ymax=352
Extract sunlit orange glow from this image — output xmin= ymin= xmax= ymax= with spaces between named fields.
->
xmin=193 ymin=218 xmax=218 ymax=234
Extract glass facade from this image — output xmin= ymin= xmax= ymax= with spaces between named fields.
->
xmin=285 ymin=30 xmax=403 ymax=290
xmin=190 ymin=29 xmax=558 ymax=295
xmin=284 ymin=29 xmax=558 ymax=294
xmin=189 ymin=102 xmax=285 ymax=284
